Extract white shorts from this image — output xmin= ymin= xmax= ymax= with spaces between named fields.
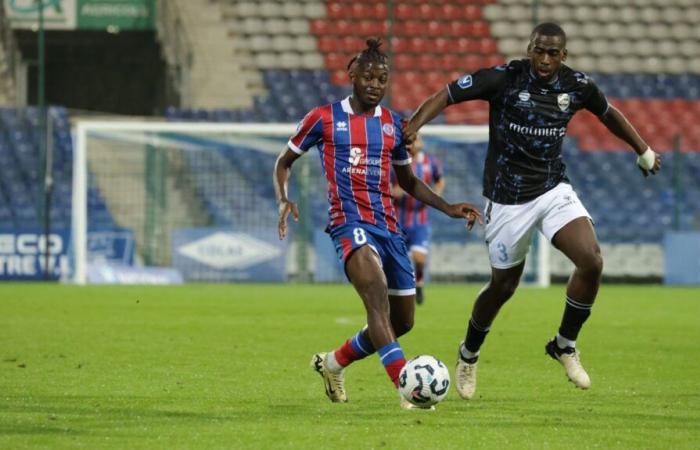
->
xmin=484 ymin=183 xmax=592 ymax=269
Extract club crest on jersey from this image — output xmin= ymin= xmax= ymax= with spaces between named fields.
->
xmin=457 ymin=74 xmax=473 ymax=89
xmin=557 ymin=93 xmax=570 ymax=111
xmin=336 ymin=121 xmax=347 ymax=131
xmin=382 ymin=123 xmax=394 ymax=136
xmin=518 ymin=91 xmax=530 ymax=102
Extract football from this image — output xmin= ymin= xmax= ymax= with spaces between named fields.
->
xmin=398 ymin=355 xmax=450 ymax=407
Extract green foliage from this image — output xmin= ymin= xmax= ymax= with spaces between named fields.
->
xmin=0 ymin=284 xmax=698 ymax=449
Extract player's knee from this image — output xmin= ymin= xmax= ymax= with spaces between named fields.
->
xmin=578 ymin=250 xmax=603 ymax=280
xmin=491 ymin=277 xmax=520 ymax=302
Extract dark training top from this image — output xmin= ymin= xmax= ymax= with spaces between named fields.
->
xmin=447 ymin=59 xmax=609 ymax=204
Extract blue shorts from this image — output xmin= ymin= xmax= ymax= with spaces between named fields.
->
xmin=329 ymin=222 xmax=416 ymax=296
xmin=403 ymin=225 xmax=430 ymax=254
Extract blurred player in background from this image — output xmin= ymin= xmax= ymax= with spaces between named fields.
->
xmin=391 ymin=134 xmax=445 ymax=305
xmin=274 ymin=38 xmax=482 ymax=409
xmin=404 ymin=23 xmax=661 ymax=399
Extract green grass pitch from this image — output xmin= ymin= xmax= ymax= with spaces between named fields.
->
xmin=1 ymin=283 xmax=698 ymax=449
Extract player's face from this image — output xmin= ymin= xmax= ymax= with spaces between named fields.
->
xmin=527 ymin=34 xmax=567 ymax=81
xmin=350 ymin=62 xmax=389 ymax=109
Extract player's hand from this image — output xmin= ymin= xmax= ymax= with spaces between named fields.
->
xmin=636 ymin=148 xmax=661 ymax=177
xmin=446 ymin=203 xmax=483 ymax=231
xmin=277 ymin=199 xmax=299 ymax=240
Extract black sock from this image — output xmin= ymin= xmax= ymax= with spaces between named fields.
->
xmin=464 ymin=318 xmax=490 ymax=356
xmin=558 ymin=296 xmax=592 ymax=343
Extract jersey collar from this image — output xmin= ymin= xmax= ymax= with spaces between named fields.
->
xmin=341 ymin=96 xmax=382 ymax=117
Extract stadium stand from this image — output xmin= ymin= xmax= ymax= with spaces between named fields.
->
xmin=0 ymin=107 xmax=117 ymax=230
xmin=160 ymin=0 xmax=700 ymax=280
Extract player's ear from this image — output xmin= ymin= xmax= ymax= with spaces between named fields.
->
xmin=526 ymin=42 xmax=533 ymax=57
xmin=562 ymin=48 xmax=568 ymax=61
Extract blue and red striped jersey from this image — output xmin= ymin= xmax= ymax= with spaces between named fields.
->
xmin=392 ymin=153 xmax=442 ymax=227
xmin=287 ymin=97 xmax=411 ymax=233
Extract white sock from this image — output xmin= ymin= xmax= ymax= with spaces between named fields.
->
xmin=325 ymin=352 xmax=343 ymax=373
xmin=459 ymin=342 xmax=479 ymax=361
xmin=556 ymin=334 xmax=576 ymax=349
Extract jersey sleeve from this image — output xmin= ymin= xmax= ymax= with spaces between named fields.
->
xmin=582 ymin=80 xmax=609 ymax=116
xmin=446 ymin=65 xmax=507 ymax=104
xmin=431 ymin=155 xmax=443 ymax=183
xmin=287 ymin=107 xmax=324 ymax=154
xmin=391 ymin=121 xmax=412 ymax=166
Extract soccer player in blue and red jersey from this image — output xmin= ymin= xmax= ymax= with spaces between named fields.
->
xmin=391 ymin=134 xmax=445 ymax=305
xmin=274 ymin=38 xmax=482 ymax=409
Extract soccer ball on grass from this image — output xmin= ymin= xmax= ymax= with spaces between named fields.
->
xmin=398 ymin=355 xmax=450 ymax=407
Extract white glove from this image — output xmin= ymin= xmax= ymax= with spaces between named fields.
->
xmin=636 ymin=147 xmax=658 ymax=175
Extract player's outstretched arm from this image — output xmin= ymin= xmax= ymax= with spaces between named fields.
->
xmin=599 ymin=105 xmax=662 ymax=177
xmin=403 ymin=89 xmax=450 ymax=145
xmin=394 ymin=164 xmax=482 ymax=230
xmin=273 ymin=148 xmax=301 ymax=240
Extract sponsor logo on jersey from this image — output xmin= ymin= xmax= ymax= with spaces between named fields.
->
xmin=457 ymin=74 xmax=473 ymax=89
xmin=516 ymin=90 xmax=534 ymax=108
xmin=557 ymin=93 xmax=570 ymax=111
xmin=508 ymin=122 xmax=567 ymax=138
xmin=382 ymin=123 xmax=394 ymax=136
xmin=336 ymin=121 xmax=347 ymax=131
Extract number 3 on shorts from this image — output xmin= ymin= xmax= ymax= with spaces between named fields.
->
xmin=353 ymin=227 xmax=367 ymax=245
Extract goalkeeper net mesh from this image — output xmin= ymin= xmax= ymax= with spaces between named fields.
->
xmin=72 ymin=121 xmax=549 ymax=285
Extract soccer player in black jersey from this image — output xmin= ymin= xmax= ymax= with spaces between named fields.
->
xmin=404 ymin=23 xmax=661 ymax=397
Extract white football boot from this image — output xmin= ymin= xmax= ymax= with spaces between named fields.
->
xmin=545 ymin=338 xmax=592 ymax=389
xmin=310 ymin=352 xmax=347 ymax=402
xmin=455 ymin=357 xmax=478 ymax=400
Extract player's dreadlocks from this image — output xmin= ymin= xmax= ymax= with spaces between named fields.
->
xmin=530 ymin=22 xmax=567 ymax=46
xmin=347 ymin=38 xmax=389 ymax=71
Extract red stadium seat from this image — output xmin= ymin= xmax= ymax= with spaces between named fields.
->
xmin=340 ymin=36 xmax=365 ymax=53
xmin=478 ymin=39 xmax=499 ymax=55
xmin=330 ymin=70 xmax=347 ymax=86
xmin=393 ymin=54 xmax=414 ymax=71
xmin=463 ymin=5 xmax=482 ymax=20
xmin=433 ymin=38 xmax=451 ymax=54
xmin=395 ymin=4 xmax=412 ymax=20
xmin=467 ymin=21 xmax=490 ymax=37
xmin=326 ymin=3 xmax=344 ymax=19
xmin=356 ymin=20 xmax=386 ymax=37
xmin=325 ymin=53 xmax=347 ymax=71
xmin=317 ymin=37 xmax=338 ymax=53
xmin=309 ymin=20 xmax=330 ymax=36
xmin=408 ymin=37 xmax=429 ymax=53
xmin=335 ymin=20 xmax=353 ymax=36
xmin=390 ymin=37 xmax=410 ymax=54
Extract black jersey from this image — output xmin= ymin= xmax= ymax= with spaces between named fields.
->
xmin=446 ymin=59 xmax=609 ymax=204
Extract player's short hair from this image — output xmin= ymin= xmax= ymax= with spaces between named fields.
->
xmin=347 ymin=38 xmax=389 ymax=71
xmin=530 ymin=22 xmax=566 ymax=46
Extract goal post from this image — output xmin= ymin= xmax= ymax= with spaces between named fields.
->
xmin=70 ymin=121 xmax=550 ymax=286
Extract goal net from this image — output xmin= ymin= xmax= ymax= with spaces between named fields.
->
xmin=71 ymin=121 xmax=551 ymax=286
